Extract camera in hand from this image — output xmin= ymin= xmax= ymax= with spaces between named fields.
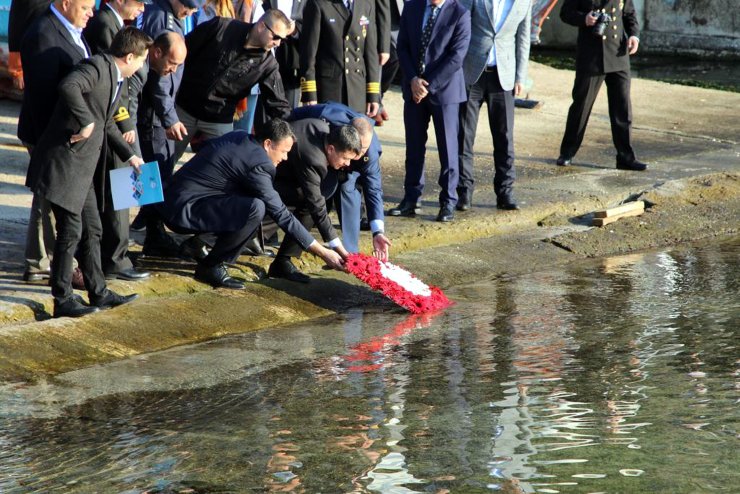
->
xmin=592 ymin=11 xmax=613 ymax=37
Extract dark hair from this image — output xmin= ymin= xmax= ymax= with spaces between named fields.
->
xmin=109 ymin=27 xmax=153 ymax=58
xmin=152 ymin=31 xmax=184 ymax=53
xmin=327 ymin=125 xmax=361 ymax=154
xmin=256 ymin=118 xmax=296 ymax=144
xmin=260 ymin=9 xmax=291 ymax=30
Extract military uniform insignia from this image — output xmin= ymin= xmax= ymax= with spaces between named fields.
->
xmin=359 ymin=15 xmax=369 ymax=38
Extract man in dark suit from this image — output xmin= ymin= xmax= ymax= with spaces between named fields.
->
xmin=457 ymin=0 xmax=531 ymax=212
xmin=159 ymin=120 xmax=345 ymax=289
xmin=289 ymin=102 xmax=391 ymax=260
xmin=267 ymin=119 xmax=362 ymax=283
xmin=390 ymin=0 xmax=471 ymax=222
xmin=556 ymin=0 xmax=647 ymax=171
xmin=84 ymin=0 xmax=151 ymax=282
xmin=28 ymin=27 xmax=150 ymax=318
xmin=18 ymin=0 xmax=94 ymax=284
xmin=300 ymin=0 xmax=381 ymax=116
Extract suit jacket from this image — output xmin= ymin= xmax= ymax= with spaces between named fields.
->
xmin=274 ymin=118 xmax=340 ymax=243
xmin=300 ymin=0 xmax=381 ymax=112
xmin=263 ymin=0 xmax=307 ymax=89
xmin=160 ymin=131 xmax=315 ymax=249
xmin=397 ymin=0 xmax=471 ymax=105
xmin=376 ymin=0 xmax=391 ymax=53
xmin=84 ymin=6 xmax=136 ymax=148
xmin=561 ymin=0 xmax=639 ymax=74
xmin=460 ymin=0 xmax=531 ymax=91
xmin=18 ymin=8 xmax=90 ymax=145
xmin=289 ymin=102 xmax=385 ymax=223
xmin=29 ymin=54 xmax=134 ymax=213
xmin=8 ymin=0 xmax=50 ymax=52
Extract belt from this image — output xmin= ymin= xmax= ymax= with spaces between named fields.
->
xmin=484 ymin=65 xmax=497 ymax=73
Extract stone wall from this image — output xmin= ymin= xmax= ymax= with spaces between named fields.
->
xmin=539 ymin=0 xmax=740 ymax=58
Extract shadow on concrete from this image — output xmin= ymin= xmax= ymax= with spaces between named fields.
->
xmin=0 ymin=295 xmax=51 ymax=321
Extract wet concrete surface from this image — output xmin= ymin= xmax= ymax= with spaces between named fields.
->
xmin=0 ymin=62 xmax=738 ymax=380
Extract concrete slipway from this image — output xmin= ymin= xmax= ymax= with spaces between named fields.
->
xmin=0 ymin=62 xmax=737 ymax=381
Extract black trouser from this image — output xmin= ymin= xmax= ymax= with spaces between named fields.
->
xmin=458 ymin=67 xmax=516 ymax=200
xmin=50 ymin=187 xmax=107 ymax=303
xmin=138 ymin=126 xmax=176 ymax=228
xmin=559 ymin=69 xmax=635 ymax=164
xmin=167 ymin=196 xmax=265 ymax=267
xmin=101 ymin=164 xmax=133 ymax=273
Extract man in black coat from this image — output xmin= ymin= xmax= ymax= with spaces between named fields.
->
xmin=29 ymin=27 xmax=150 ymax=318
xmin=300 ymin=0 xmax=381 ymax=116
xmin=7 ymin=0 xmax=50 ymax=90
xmin=159 ymin=120 xmax=345 ymax=289
xmin=84 ymin=0 xmax=151 ymax=281
xmin=18 ymin=0 xmax=94 ymax=284
xmin=556 ymin=0 xmax=647 ymax=171
xmin=267 ymin=119 xmax=361 ymax=283
xmin=263 ymin=0 xmax=307 ymax=109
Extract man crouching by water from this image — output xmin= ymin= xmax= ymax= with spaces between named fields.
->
xmin=158 ymin=119 xmax=346 ymax=289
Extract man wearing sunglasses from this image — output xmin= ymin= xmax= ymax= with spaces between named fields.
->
xmin=171 ymin=9 xmax=294 ymax=165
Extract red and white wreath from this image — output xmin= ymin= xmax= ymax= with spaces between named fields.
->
xmin=346 ymin=253 xmax=452 ymax=313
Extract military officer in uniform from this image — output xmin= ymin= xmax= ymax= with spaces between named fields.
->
xmin=556 ymin=0 xmax=647 ymax=171
xmin=300 ymin=0 xmax=381 ymax=117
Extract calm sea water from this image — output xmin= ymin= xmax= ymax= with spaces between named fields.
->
xmin=0 ymin=240 xmax=737 ymax=493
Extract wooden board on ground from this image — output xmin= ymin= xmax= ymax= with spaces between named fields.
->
xmin=592 ymin=207 xmax=645 ymax=227
xmin=594 ymin=201 xmax=645 ymax=218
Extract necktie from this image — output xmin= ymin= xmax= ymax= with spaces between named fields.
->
xmin=111 ymin=80 xmax=123 ymax=108
xmin=417 ymin=6 xmax=440 ymax=76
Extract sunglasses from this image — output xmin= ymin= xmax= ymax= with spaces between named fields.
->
xmin=263 ymin=22 xmax=285 ymax=42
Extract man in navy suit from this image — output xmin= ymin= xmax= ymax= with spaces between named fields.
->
xmin=390 ymin=0 xmax=471 ymax=222
xmin=159 ymin=120 xmax=345 ymax=289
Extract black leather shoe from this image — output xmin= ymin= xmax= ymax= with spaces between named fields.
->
xmin=241 ymin=236 xmax=267 ymax=257
xmin=194 ymin=263 xmax=245 ymax=289
xmin=268 ymin=257 xmax=311 ymax=284
xmin=129 ymin=212 xmax=147 ymax=232
xmin=105 ymin=268 xmax=151 ymax=281
xmin=436 ymin=204 xmax=455 ymax=222
xmin=388 ymin=200 xmax=422 ymax=217
xmin=91 ymin=290 xmax=139 ymax=309
xmin=496 ymin=199 xmax=520 ymax=211
xmin=616 ymin=159 xmax=648 ymax=171
xmin=53 ymin=296 xmax=100 ymax=318
xmin=360 ymin=218 xmax=371 ymax=231
xmin=142 ymin=235 xmax=181 ymax=257
xmin=556 ymin=156 xmax=572 ymax=167
xmin=179 ymin=236 xmax=211 ymax=261
xmin=456 ymin=190 xmax=472 ymax=211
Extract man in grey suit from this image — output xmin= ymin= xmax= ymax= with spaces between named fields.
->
xmin=457 ymin=0 xmax=531 ymax=211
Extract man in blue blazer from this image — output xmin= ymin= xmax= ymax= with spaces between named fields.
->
xmin=391 ymin=0 xmax=471 ymax=222
xmin=457 ymin=0 xmax=531 ymax=211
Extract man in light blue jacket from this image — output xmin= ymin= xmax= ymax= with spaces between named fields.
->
xmin=457 ymin=0 xmax=531 ymax=211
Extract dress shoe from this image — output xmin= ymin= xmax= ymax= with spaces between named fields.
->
xmin=496 ymin=199 xmax=520 ymax=211
xmin=129 ymin=212 xmax=147 ymax=232
xmin=456 ymin=190 xmax=472 ymax=211
xmin=90 ymin=290 xmax=139 ymax=309
xmin=388 ymin=200 xmax=422 ymax=217
xmin=616 ymin=159 xmax=648 ymax=171
xmin=23 ymin=270 xmax=50 ymax=282
xmin=360 ymin=217 xmax=371 ymax=231
xmin=268 ymin=257 xmax=311 ymax=284
xmin=436 ymin=204 xmax=455 ymax=222
xmin=142 ymin=234 xmax=181 ymax=258
xmin=195 ymin=263 xmax=246 ymax=289
xmin=105 ymin=268 xmax=151 ymax=281
xmin=556 ymin=156 xmax=572 ymax=167
xmin=241 ymin=236 xmax=267 ymax=257
xmin=53 ymin=296 xmax=100 ymax=318
xmin=179 ymin=236 xmax=211 ymax=261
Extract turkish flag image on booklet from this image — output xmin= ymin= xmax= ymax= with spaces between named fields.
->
xmin=345 ymin=253 xmax=453 ymax=314
xmin=109 ymin=161 xmax=164 ymax=211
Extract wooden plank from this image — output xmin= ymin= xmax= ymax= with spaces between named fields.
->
xmin=594 ymin=201 xmax=645 ymax=218
xmin=592 ymin=207 xmax=645 ymax=227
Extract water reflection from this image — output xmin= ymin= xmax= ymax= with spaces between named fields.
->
xmin=0 ymin=240 xmax=737 ymax=493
